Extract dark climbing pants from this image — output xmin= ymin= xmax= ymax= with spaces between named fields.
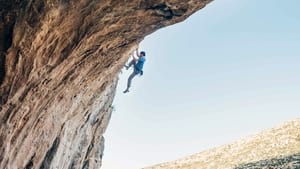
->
xmin=127 ymin=69 xmax=140 ymax=89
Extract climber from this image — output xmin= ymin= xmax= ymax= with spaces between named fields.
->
xmin=123 ymin=47 xmax=146 ymax=93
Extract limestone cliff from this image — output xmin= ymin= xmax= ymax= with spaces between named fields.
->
xmin=0 ymin=0 xmax=212 ymax=168
xmin=144 ymin=119 xmax=300 ymax=169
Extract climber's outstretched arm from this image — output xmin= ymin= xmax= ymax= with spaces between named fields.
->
xmin=130 ymin=49 xmax=137 ymax=62
xmin=135 ymin=47 xmax=141 ymax=57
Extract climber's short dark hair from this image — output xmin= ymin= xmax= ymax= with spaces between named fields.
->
xmin=140 ymin=51 xmax=146 ymax=56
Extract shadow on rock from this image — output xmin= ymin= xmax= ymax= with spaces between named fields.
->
xmin=235 ymin=153 xmax=300 ymax=169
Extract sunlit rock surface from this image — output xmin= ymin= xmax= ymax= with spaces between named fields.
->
xmin=0 ymin=0 xmax=212 ymax=168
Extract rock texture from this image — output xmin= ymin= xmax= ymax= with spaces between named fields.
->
xmin=144 ymin=119 xmax=300 ymax=169
xmin=0 ymin=0 xmax=212 ymax=168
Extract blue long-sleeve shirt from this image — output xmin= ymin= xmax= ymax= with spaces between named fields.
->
xmin=134 ymin=56 xmax=146 ymax=71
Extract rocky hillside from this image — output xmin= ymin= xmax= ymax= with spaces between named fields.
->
xmin=0 ymin=0 xmax=212 ymax=168
xmin=144 ymin=119 xmax=300 ymax=169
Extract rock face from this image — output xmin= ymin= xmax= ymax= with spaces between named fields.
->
xmin=144 ymin=119 xmax=300 ymax=169
xmin=0 ymin=0 xmax=212 ymax=168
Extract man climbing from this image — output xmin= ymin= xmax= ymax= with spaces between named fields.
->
xmin=123 ymin=47 xmax=146 ymax=93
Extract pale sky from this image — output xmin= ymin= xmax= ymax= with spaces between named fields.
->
xmin=101 ymin=0 xmax=300 ymax=169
